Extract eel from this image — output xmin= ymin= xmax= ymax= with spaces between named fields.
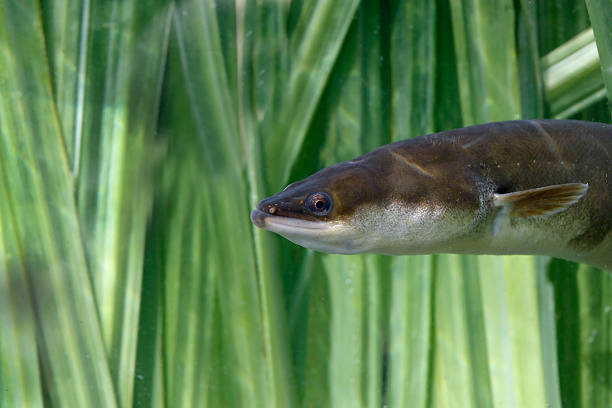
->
xmin=250 ymin=120 xmax=612 ymax=270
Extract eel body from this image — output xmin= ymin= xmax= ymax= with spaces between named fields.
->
xmin=251 ymin=120 xmax=612 ymax=270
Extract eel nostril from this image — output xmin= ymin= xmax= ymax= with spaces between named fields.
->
xmin=268 ymin=205 xmax=277 ymax=215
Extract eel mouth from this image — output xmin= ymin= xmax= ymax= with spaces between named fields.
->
xmin=250 ymin=208 xmax=364 ymax=254
xmin=250 ymin=209 xmax=332 ymax=233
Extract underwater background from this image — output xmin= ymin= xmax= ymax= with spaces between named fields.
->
xmin=1 ymin=0 xmax=612 ymax=407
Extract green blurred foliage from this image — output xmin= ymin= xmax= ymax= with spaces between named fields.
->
xmin=0 ymin=1 xmax=611 ymax=407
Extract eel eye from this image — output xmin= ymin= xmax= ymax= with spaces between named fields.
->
xmin=306 ymin=192 xmax=332 ymax=216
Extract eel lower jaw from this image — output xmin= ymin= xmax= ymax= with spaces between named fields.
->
xmin=250 ymin=209 xmax=362 ymax=253
xmin=250 ymin=209 xmax=335 ymax=233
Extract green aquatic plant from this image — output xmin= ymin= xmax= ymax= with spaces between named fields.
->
xmin=0 ymin=0 xmax=611 ymax=407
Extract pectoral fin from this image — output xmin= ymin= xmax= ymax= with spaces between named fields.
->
xmin=493 ymin=183 xmax=588 ymax=217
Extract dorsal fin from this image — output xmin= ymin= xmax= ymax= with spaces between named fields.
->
xmin=493 ymin=183 xmax=588 ymax=217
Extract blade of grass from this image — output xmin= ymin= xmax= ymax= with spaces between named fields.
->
xmin=536 ymin=0 xmax=600 ymax=118
xmin=576 ymin=265 xmax=612 ymax=407
xmin=360 ymin=0 xmax=390 ymax=152
xmin=542 ymin=29 xmax=605 ymax=117
xmin=542 ymin=28 xmax=597 ymax=67
xmin=285 ymin=20 xmax=362 ymax=185
xmin=156 ymin=57 xmax=231 ymax=407
xmin=0 ymin=180 xmax=43 ymax=408
xmin=390 ymin=0 xmax=436 ymax=141
xmin=555 ymin=88 xmax=609 ymax=118
xmin=449 ymin=0 xmax=520 ymax=125
xmin=162 ymin=153 xmax=204 ymax=407
xmin=133 ymin=199 xmax=166 ymax=408
xmin=153 ymin=49 xmax=211 ymax=407
xmin=166 ymin=168 xmax=214 ymax=408
xmin=251 ymin=0 xmax=289 ymax=132
xmin=516 ymin=0 xmax=546 ymax=118
xmin=214 ymin=0 xmax=238 ymax=104
xmin=536 ymin=257 xmax=563 ymax=408
xmin=0 ymin=1 xmax=116 ymax=406
xmin=476 ymin=257 xmax=516 ymax=407
xmin=174 ymin=0 xmax=240 ymax=176
xmin=46 ymin=2 xmax=174 ymax=406
xmin=536 ymin=0 xmax=591 ymax=55
xmin=238 ymin=2 xmax=297 ymax=407
xmin=299 ymin=255 xmax=332 ymax=407
xmin=265 ymin=0 xmax=360 ymax=190
xmin=501 ymin=257 xmax=551 ymax=407
xmin=161 ymin=34 xmax=250 ymax=406
xmin=363 ymin=254 xmax=386 ymax=408
xmin=173 ymin=1 xmax=287 ymax=406
xmin=548 ymin=259 xmax=581 ymax=407
xmin=324 ymin=254 xmax=367 ymax=407
xmin=387 ymin=256 xmax=434 ymax=408
xmin=585 ymin=0 xmax=612 ymax=104
xmin=433 ymin=255 xmax=494 ymax=407
xmin=434 ymin=0 xmax=463 ymax=131
xmin=40 ymin=0 xmax=86 ymax=168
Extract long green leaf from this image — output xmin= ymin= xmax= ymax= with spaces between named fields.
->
xmin=433 ymin=255 xmax=494 ymax=407
xmin=576 ymin=266 xmax=612 ymax=407
xmin=390 ymin=0 xmax=436 ymax=141
xmin=449 ymin=0 xmax=520 ymax=125
xmin=133 ymin=205 xmax=165 ymax=408
xmin=172 ymin=1 xmax=286 ymax=406
xmin=516 ymin=0 xmax=546 ymax=118
xmin=542 ymin=29 xmax=605 ymax=118
xmin=387 ymin=256 xmax=433 ymax=408
xmin=501 ymin=257 xmax=552 ymax=406
xmin=537 ymin=0 xmax=591 ymax=55
xmin=265 ymin=0 xmax=360 ymax=190
xmin=40 ymin=0 xmax=86 ymax=167
xmin=359 ymin=0 xmax=390 ymax=152
xmin=0 ymin=1 xmax=116 ymax=406
xmin=0 ymin=182 xmax=43 ymax=408
xmin=239 ymin=2 xmax=297 ymax=407
xmin=43 ymin=2 xmax=174 ymax=406
xmin=586 ymin=0 xmax=612 ymax=103
xmin=323 ymin=255 xmax=368 ymax=407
